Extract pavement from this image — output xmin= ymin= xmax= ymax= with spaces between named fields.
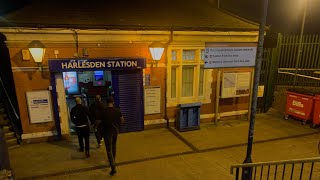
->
xmin=7 ymin=109 xmax=320 ymax=180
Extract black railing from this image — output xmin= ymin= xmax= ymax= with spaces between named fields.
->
xmin=231 ymin=157 xmax=320 ymax=180
xmin=0 ymin=76 xmax=22 ymax=143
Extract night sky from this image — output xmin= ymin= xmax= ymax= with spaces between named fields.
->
xmin=220 ymin=0 xmax=320 ymax=34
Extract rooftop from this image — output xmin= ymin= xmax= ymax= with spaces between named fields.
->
xmin=0 ymin=0 xmax=259 ymax=31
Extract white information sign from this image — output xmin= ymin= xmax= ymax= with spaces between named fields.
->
xmin=204 ymin=43 xmax=257 ymax=68
xmin=26 ymin=90 xmax=54 ymax=124
xmin=144 ymin=86 xmax=161 ymax=114
xmin=221 ymin=72 xmax=251 ymax=98
xmin=258 ymin=85 xmax=265 ymax=97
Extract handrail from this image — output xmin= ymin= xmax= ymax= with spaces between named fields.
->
xmin=278 ymin=70 xmax=320 ymax=81
xmin=230 ymin=157 xmax=320 ymax=174
xmin=0 ymin=76 xmax=19 ymax=120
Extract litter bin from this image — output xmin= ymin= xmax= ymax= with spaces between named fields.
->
xmin=312 ymin=95 xmax=320 ymax=127
xmin=285 ymin=88 xmax=314 ymax=125
xmin=176 ymin=103 xmax=201 ymax=131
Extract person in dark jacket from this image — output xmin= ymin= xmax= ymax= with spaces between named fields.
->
xmin=89 ymin=95 xmax=104 ymax=148
xmin=101 ymin=96 xmax=124 ymax=176
xmin=70 ymin=97 xmax=91 ymax=158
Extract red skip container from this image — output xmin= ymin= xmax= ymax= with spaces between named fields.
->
xmin=312 ymin=95 xmax=320 ymax=125
xmin=285 ymin=91 xmax=314 ymax=124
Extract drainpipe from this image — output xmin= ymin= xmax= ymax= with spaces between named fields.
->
xmin=165 ymin=31 xmax=173 ymax=128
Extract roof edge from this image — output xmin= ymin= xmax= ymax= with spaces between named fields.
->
xmin=0 ymin=23 xmax=261 ymax=32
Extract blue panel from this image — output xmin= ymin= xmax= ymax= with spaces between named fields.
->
xmin=176 ymin=103 xmax=201 ymax=131
xmin=50 ymin=72 xmax=62 ymax=137
xmin=112 ymin=70 xmax=144 ymax=133
xmin=181 ymin=109 xmax=188 ymax=128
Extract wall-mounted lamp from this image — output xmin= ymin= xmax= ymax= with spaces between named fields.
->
xmin=28 ymin=40 xmax=46 ymax=71
xmin=149 ymin=41 xmax=165 ymax=61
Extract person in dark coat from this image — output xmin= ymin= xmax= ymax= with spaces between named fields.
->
xmin=101 ymin=97 xmax=124 ymax=176
xmin=70 ymin=97 xmax=91 ymax=158
xmin=89 ymin=94 xmax=104 ymax=148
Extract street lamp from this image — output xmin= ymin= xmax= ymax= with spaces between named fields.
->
xmin=149 ymin=41 xmax=165 ymax=61
xmin=293 ymin=0 xmax=308 ymax=87
xmin=28 ymin=40 xmax=46 ymax=71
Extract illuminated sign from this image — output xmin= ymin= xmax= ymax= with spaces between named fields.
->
xmin=48 ymin=58 xmax=146 ymax=72
xmin=61 ymin=61 xmax=138 ymax=69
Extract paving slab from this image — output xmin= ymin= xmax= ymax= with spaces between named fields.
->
xmin=174 ymin=109 xmax=319 ymax=151
xmin=7 ymin=109 xmax=320 ymax=179
xmin=9 ymin=128 xmax=191 ymax=179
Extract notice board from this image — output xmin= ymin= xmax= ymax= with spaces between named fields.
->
xmin=144 ymin=86 xmax=161 ymax=114
xmin=26 ymin=90 xmax=54 ymax=124
xmin=221 ymin=72 xmax=251 ymax=98
xmin=204 ymin=42 xmax=257 ymax=68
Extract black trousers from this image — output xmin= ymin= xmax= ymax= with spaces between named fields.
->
xmin=104 ymin=133 xmax=118 ymax=171
xmin=76 ymin=126 xmax=90 ymax=152
xmin=0 ymin=128 xmax=10 ymax=170
xmin=94 ymin=124 xmax=103 ymax=144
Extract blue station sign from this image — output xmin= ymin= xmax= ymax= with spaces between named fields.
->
xmin=48 ymin=58 xmax=146 ymax=72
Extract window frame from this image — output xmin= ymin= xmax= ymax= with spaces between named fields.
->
xmin=167 ymin=47 xmax=208 ymax=106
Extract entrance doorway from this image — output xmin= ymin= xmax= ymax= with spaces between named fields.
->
xmin=62 ymin=70 xmax=113 ymax=133
xmin=49 ymin=58 xmax=146 ymax=136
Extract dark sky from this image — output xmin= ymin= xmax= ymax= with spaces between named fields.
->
xmin=220 ymin=0 xmax=320 ymax=34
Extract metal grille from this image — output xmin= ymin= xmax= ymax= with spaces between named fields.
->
xmin=112 ymin=70 xmax=144 ymax=133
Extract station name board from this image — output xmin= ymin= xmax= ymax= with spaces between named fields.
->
xmin=61 ymin=60 xmax=138 ymax=69
xmin=48 ymin=58 xmax=146 ymax=72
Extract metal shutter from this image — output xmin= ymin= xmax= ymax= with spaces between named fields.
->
xmin=112 ymin=70 xmax=144 ymax=133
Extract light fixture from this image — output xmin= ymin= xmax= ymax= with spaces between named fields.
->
xmin=149 ymin=41 xmax=165 ymax=61
xmin=28 ymin=40 xmax=46 ymax=70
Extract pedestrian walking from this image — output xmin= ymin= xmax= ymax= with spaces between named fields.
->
xmin=101 ymin=97 xmax=124 ymax=176
xmin=89 ymin=94 xmax=104 ymax=148
xmin=70 ymin=97 xmax=91 ymax=158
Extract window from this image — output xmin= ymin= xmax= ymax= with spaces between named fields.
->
xmin=171 ymin=50 xmax=177 ymax=61
xmin=171 ymin=68 xmax=177 ymax=98
xmin=168 ymin=48 xmax=208 ymax=105
xmin=182 ymin=66 xmax=194 ymax=97
xmin=200 ymin=50 xmax=205 ymax=60
xmin=183 ymin=50 xmax=195 ymax=61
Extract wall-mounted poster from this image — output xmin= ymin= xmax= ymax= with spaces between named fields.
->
xmin=63 ymin=71 xmax=79 ymax=94
xmin=144 ymin=86 xmax=161 ymax=114
xmin=221 ymin=72 xmax=251 ymax=98
xmin=26 ymin=90 xmax=54 ymax=124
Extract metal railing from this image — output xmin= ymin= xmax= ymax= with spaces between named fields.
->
xmin=0 ymin=76 xmax=21 ymax=143
xmin=231 ymin=157 xmax=320 ymax=180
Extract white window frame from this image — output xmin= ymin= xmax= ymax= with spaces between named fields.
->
xmin=167 ymin=46 xmax=212 ymax=107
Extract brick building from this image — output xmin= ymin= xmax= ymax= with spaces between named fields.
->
xmin=0 ymin=0 xmax=260 ymax=142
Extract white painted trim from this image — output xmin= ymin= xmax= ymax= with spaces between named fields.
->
xmin=200 ymin=113 xmax=215 ymax=119
xmin=21 ymin=131 xmax=57 ymax=139
xmin=146 ymin=63 xmax=166 ymax=68
xmin=0 ymin=28 xmax=258 ymax=36
xmin=11 ymin=67 xmax=49 ymax=72
xmin=144 ymin=110 xmax=247 ymax=125
xmin=220 ymin=110 xmax=248 ymax=117
xmin=144 ymin=118 xmax=175 ymax=125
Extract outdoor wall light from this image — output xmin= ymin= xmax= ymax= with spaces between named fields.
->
xmin=149 ymin=41 xmax=165 ymax=61
xmin=28 ymin=40 xmax=46 ymax=71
